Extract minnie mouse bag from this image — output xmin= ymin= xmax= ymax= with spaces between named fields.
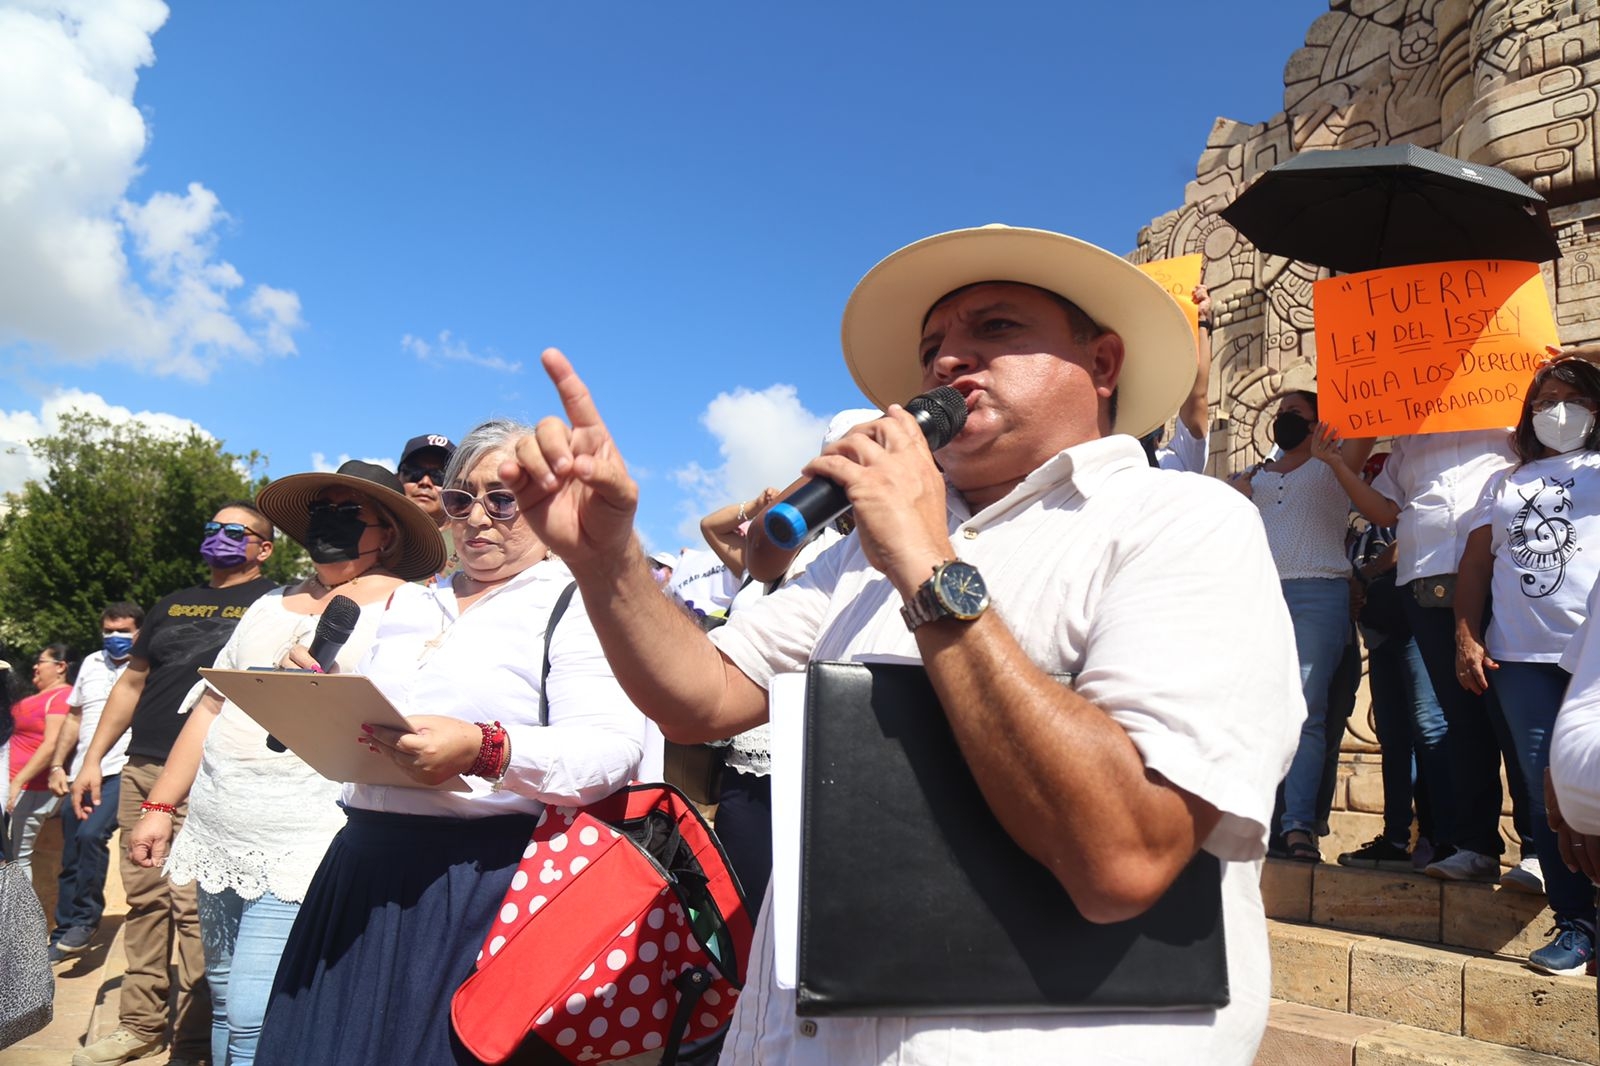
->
xmin=450 ymin=585 xmax=753 ymax=1065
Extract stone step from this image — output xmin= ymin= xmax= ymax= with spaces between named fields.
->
xmin=1257 ymin=1000 xmax=1591 ymax=1065
xmin=1264 ymin=856 xmax=1557 ymax=956
xmin=1268 ymin=920 xmax=1598 ymax=1064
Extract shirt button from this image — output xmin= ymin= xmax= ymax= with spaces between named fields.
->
xmin=962 ymin=528 xmax=978 ymax=540
xmin=798 ymin=1020 xmax=818 ymax=1038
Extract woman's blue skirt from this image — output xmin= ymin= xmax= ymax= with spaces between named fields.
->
xmin=255 ymin=807 xmax=538 ymax=1066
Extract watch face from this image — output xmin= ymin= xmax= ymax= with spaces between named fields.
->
xmin=935 ymin=561 xmax=989 ymax=619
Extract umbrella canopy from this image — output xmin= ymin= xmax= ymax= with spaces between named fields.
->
xmin=1220 ymin=143 xmax=1560 ymax=273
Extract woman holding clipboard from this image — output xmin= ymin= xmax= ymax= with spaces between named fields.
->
xmin=127 ymin=461 xmax=444 ymax=1066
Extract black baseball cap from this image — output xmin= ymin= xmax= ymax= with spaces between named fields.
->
xmin=400 ymin=434 xmax=456 ymax=466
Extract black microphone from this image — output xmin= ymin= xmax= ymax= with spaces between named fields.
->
xmin=267 ymin=594 xmax=360 ymax=753
xmin=764 ymin=386 xmax=968 ymax=550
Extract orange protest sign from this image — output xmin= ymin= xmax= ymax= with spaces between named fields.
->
xmin=1138 ymin=254 xmax=1203 ymax=341
xmin=1314 ymin=260 xmax=1559 ymax=436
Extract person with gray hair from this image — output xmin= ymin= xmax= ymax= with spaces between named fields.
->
xmin=254 ymin=419 xmax=658 ymax=1066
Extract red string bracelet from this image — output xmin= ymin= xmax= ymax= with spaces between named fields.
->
xmin=469 ymin=721 xmax=510 ymax=779
xmin=139 ymin=801 xmax=177 ymax=815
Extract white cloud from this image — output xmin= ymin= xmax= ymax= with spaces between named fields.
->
xmin=0 ymin=387 xmax=213 ymax=498
xmin=671 ymin=384 xmax=827 ymax=542
xmin=308 ymin=451 xmax=396 ymax=475
xmin=0 ymin=1 xmax=303 ymax=379
xmin=401 ymin=330 xmax=522 ymax=373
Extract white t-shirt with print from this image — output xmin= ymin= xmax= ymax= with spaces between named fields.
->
xmin=1471 ymin=450 xmax=1600 ymax=663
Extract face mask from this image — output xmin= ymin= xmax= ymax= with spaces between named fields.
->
xmin=1272 ymin=412 xmax=1312 ymax=451
xmin=306 ymin=508 xmax=371 ymax=563
xmin=1532 ymin=402 xmax=1596 ymax=454
xmin=103 ymin=634 xmax=134 ymax=659
xmin=200 ymin=530 xmax=249 ymax=569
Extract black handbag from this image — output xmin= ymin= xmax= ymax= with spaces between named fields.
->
xmin=797 ymin=660 xmax=1228 ymax=1017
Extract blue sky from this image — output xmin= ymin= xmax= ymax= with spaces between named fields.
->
xmin=0 ymin=0 xmax=1327 ymax=551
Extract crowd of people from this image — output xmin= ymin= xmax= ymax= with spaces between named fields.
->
xmin=1 ymin=221 xmax=1597 ymax=1066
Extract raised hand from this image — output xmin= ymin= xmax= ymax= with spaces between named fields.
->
xmin=500 ymin=350 xmax=640 ymax=569
xmin=1309 ymin=421 xmax=1343 ymax=466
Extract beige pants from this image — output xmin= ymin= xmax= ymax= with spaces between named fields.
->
xmin=116 ymin=756 xmax=212 ymax=1056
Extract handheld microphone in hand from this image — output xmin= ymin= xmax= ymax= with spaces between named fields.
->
xmin=267 ymin=594 xmax=360 ymax=753
xmin=763 ymin=385 xmax=967 ymax=551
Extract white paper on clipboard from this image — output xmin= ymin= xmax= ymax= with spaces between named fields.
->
xmin=199 ymin=668 xmax=469 ymax=792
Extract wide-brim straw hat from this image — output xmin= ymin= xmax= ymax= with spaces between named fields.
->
xmin=256 ymin=460 xmax=447 ymax=582
xmin=840 ymin=224 xmax=1195 ymax=438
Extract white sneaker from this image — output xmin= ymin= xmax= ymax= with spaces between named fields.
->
xmin=1500 ymin=855 xmax=1545 ymax=894
xmin=1424 ymin=848 xmax=1500 ymax=882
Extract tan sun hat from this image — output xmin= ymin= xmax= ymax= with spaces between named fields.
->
xmin=256 ymin=460 xmax=447 ymax=582
xmin=840 ymin=224 xmax=1196 ymax=438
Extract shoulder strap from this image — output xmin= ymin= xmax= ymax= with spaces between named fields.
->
xmin=539 ymin=582 xmax=579 ymax=727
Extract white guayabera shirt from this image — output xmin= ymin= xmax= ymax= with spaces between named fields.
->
xmin=710 ymin=435 xmax=1306 ymax=1066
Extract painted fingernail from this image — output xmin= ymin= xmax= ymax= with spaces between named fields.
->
xmin=360 ymin=724 xmax=373 ymax=735
xmin=308 ymin=663 xmax=324 ymax=674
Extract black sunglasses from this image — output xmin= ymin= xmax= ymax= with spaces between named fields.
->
xmin=307 ymin=500 xmax=378 ymax=523
xmin=439 ymin=488 xmax=520 ymax=521
xmin=400 ymin=462 xmax=447 ymax=484
xmin=203 ymin=521 xmax=267 ymax=542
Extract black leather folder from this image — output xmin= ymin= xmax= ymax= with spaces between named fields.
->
xmin=796 ymin=660 xmax=1228 ymax=1017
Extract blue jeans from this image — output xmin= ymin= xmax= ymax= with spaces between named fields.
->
xmin=55 ymin=773 xmax=121 ymax=933
xmin=1365 ymin=632 xmax=1448 ymax=843
xmin=1404 ymin=592 xmax=1511 ymax=855
xmin=1279 ymin=578 xmax=1353 ymax=836
xmin=198 ymin=888 xmax=301 ymax=1066
xmin=1489 ymin=661 xmax=1598 ymax=921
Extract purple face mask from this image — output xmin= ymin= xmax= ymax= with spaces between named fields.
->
xmin=200 ymin=530 xmax=249 ymax=569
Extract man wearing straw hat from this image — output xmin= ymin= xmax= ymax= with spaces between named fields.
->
xmin=508 ymin=225 xmax=1304 ymax=1062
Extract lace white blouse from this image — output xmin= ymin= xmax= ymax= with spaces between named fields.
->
xmin=166 ymin=586 xmax=422 ymax=902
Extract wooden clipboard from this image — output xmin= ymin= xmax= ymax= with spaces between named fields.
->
xmin=200 ymin=668 xmax=469 ymax=792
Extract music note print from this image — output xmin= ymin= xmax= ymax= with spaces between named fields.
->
xmin=1508 ymin=476 xmax=1580 ymax=599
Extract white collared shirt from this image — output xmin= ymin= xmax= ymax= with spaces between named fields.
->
xmin=1369 ymin=429 xmax=1515 ymax=583
xmin=709 ymin=434 xmax=1305 ymax=1066
xmin=67 ymin=651 xmax=131 ymax=778
xmin=345 ymin=558 xmax=655 ymax=818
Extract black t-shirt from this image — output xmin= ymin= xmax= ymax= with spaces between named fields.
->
xmin=127 ymin=577 xmax=277 ymax=760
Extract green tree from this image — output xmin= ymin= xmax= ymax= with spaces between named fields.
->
xmin=0 ymin=412 xmax=307 ymax=665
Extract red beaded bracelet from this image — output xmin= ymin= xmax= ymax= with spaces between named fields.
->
xmin=469 ymin=721 xmax=510 ymax=779
xmin=139 ymin=801 xmax=177 ymax=815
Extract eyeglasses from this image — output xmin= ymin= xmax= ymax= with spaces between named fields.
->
xmin=203 ymin=521 xmax=268 ymax=542
xmin=400 ymin=462 xmax=447 ymax=485
xmin=308 ymin=499 xmax=377 ymax=521
xmin=34 ymin=657 xmax=61 ymax=668
xmin=439 ymin=488 xmax=520 ymax=521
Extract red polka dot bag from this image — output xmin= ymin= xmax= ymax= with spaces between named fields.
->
xmin=451 ymin=785 xmax=754 ymax=1064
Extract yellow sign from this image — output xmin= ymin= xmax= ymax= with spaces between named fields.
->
xmin=1313 ymin=260 xmax=1559 ymax=435
xmin=1138 ymin=254 xmax=1203 ymax=341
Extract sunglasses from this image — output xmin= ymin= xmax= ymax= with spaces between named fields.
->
xmin=439 ymin=488 xmax=520 ymax=522
xmin=203 ymin=521 xmax=267 ymax=542
xmin=400 ymin=462 xmax=447 ymax=484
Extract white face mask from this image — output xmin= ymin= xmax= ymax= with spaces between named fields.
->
xmin=1532 ymin=401 xmax=1596 ymax=454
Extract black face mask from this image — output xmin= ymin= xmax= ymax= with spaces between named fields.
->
xmin=1272 ymin=412 xmax=1312 ymax=451
xmin=305 ymin=509 xmax=370 ymax=563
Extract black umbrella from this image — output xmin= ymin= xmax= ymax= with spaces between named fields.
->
xmin=1220 ymin=143 xmax=1560 ymax=273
